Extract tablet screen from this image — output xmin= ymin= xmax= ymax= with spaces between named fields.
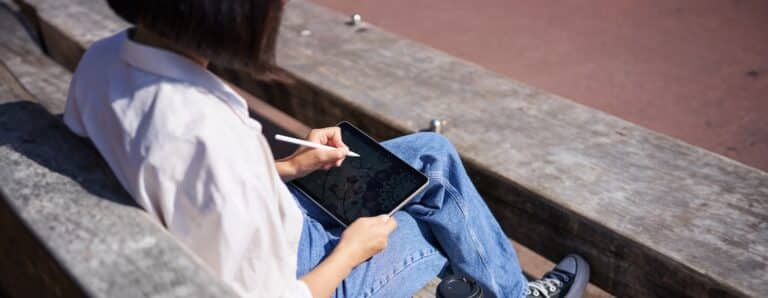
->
xmin=291 ymin=122 xmax=428 ymax=225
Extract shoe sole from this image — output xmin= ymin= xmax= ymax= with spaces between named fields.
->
xmin=564 ymin=254 xmax=590 ymax=298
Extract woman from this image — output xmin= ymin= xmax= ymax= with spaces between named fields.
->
xmin=63 ymin=0 xmax=589 ymax=297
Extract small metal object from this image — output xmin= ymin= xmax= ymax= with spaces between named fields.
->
xmin=300 ymin=29 xmax=312 ymax=36
xmin=348 ymin=13 xmax=362 ymax=26
xmin=428 ymin=119 xmax=447 ymax=133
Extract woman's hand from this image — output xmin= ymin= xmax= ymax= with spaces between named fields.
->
xmin=276 ymin=127 xmax=349 ymax=181
xmin=300 ymin=215 xmax=397 ymax=298
xmin=335 ymin=215 xmax=398 ymax=266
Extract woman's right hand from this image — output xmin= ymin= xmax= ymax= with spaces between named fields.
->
xmin=300 ymin=215 xmax=397 ymax=298
xmin=335 ymin=215 xmax=398 ymax=267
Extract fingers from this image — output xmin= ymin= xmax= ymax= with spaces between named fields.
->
xmin=305 ymin=129 xmax=323 ymax=144
xmin=335 ymin=147 xmax=349 ymax=167
xmin=313 ymin=146 xmax=347 ymax=166
xmin=304 ymin=127 xmax=350 ymax=170
xmin=374 ymin=215 xmax=397 ymax=234
xmin=326 ymin=127 xmax=347 ymax=149
xmin=307 ymin=127 xmax=347 ymax=149
xmin=383 ymin=215 xmax=397 ymax=233
xmin=341 ymin=216 xmax=398 ymax=257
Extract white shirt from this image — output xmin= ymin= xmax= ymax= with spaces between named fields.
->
xmin=63 ymin=30 xmax=310 ymax=297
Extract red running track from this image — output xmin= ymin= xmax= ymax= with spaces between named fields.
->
xmin=313 ymin=0 xmax=768 ymax=172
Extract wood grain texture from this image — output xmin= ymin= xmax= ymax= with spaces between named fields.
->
xmin=246 ymin=1 xmax=768 ymax=297
xmin=0 ymin=101 xmax=239 ymax=298
xmin=13 ymin=0 xmax=768 ymax=296
xmin=0 ymin=8 xmax=239 ymax=297
xmin=0 ymin=2 xmax=67 ymax=113
xmin=412 ymin=277 xmax=441 ymax=298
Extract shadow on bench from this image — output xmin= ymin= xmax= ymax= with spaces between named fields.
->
xmin=0 ymin=101 xmax=237 ymax=296
xmin=0 ymin=101 xmax=136 ymax=207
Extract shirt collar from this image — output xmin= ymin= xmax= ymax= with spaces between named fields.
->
xmin=118 ymin=29 xmax=254 ymax=125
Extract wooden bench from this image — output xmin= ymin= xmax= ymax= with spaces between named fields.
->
xmin=1 ymin=2 xmax=451 ymax=296
xmin=11 ymin=0 xmax=768 ymax=297
xmin=226 ymin=2 xmax=768 ymax=297
xmin=1 ymin=2 xmax=439 ymax=296
xmin=5 ymin=2 xmax=566 ymax=297
xmin=0 ymin=4 xmax=239 ymax=297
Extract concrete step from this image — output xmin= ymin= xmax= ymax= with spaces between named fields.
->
xmin=0 ymin=4 xmax=239 ymax=297
xmin=11 ymin=0 xmax=768 ymax=296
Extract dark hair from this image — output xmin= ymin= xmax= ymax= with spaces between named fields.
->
xmin=107 ymin=0 xmax=284 ymax=72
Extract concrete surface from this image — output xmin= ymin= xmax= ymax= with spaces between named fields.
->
xmin=312 ymin=0 xmax=768 ymax=172
xmin=12 ymin=0 xmax=768 ymax=296
xmin=230 ymin=1 xmax=768 ymax=295
xmin=0 ymin=6 xmax=238 ymax=296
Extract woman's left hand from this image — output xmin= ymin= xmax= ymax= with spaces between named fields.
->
xmin=276 ymin=127 xmax=349 ymax=181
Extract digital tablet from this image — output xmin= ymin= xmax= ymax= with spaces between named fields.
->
xmin=290 ymin=122 xmax=429 ymax=226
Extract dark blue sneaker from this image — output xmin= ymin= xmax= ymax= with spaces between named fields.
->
xmin=525 ymin=254 xmax=590 ymax=298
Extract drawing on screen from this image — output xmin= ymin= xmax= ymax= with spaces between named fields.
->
xmin=298 ymin=144 xmax=417 ymax=223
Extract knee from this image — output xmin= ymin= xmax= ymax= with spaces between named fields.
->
xmin=409 ymin=132 xmax=455 ymax=153
xmin=385 ymin=211 xmax=438 ymax=249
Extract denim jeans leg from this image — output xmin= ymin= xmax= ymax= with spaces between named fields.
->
xmin=341 ymin=211 xmax=448 ymax=297
xmin=381 ymin=132 xmax=528 ymax=298
xmin=290 ymin=185 xmax=449 ymax=298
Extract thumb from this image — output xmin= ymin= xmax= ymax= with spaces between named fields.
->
xmin=315 ymin=148 xmax=344 ymax=162
xmin=383 ymin=215 xmax=397 ymax=232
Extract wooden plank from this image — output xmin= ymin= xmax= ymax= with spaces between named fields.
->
xmin=0 ymin=8 xmax=239 ymax=297
xmin=14 ymin=0 xmax=768 ymax=296
xmin=0 ymin=96 xmax=240 ymax=298
xmin=0 ymin=1 xmax=67 ymax=113
xmin=232 ymin=1 xmax=767 ymax=297
xmin=0 ymin=61 xmax=33 ymax=102
xmin=413 ymin=240 xmax=615 ymax=298
xmin=412 ymin=277 xmax=442 ymax=298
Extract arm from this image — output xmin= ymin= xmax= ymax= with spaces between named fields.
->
xmin=147 ymin=124 xmax=391 ymax=298
xmin=138 ymin=129 xmax=317 ymax=297
xmin=299 ymin=249 xmax=354 ymax=297
xmin=300 ymin=215 xmax=398 ymax=298
xmin=275 ymin=128 xmax=401 ymax=297
xmin=275 ymin=128 xmax=403 ymax=296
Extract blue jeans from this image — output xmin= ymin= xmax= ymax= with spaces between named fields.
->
xmin=290 ymin=132 xmax=527 ymax=297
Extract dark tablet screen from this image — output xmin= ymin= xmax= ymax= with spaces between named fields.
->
xmin=291 ymin=122 xmax=428 ymax=226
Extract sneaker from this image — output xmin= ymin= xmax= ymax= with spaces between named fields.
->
xmin=525 ymin=254 xmax=590 ymax=298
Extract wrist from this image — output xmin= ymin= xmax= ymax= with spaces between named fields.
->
xmin=300 ymin=242 xmax=356 ymax=298
xmin=328 ymin=243 xmax=359 ymax=272
xmin=275 ymin=158 xmax=300 ymax=181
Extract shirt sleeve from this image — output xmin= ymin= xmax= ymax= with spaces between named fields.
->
xmin=137 ymin=127 xmax=309 ymax=298
xmin=295 ymin=280 xmax=313 ymax=298
xmin=227 ymin=278 xmax=312 ymax=298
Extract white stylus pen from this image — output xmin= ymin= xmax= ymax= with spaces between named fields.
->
xmin=275 ymin=134 xmax=360 ymax=157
